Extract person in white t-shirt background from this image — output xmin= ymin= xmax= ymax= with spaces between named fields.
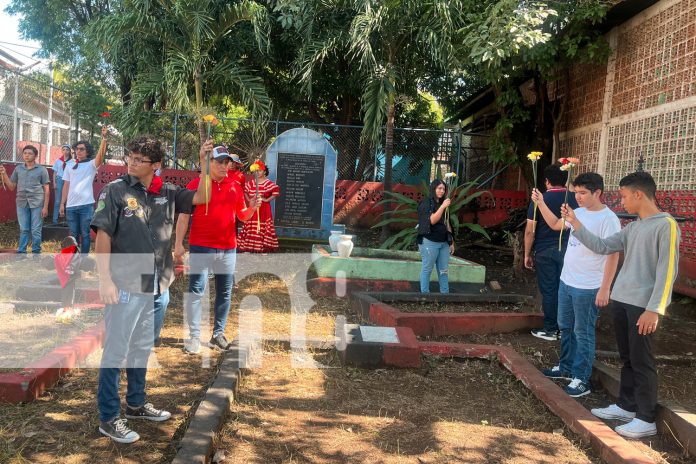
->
xmin=60 ymin=125 xmax=107 ymax=253
xmin=531 ymin=172 xmax=621 ymax=398
xmin=51 ymin=144 xmax=72 ymax=224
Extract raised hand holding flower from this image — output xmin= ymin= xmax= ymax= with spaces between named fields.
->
xmin=527 ymin=151 xmax=543 ymax=230
xmin=557 ymin=157 xmax=580 ymax=250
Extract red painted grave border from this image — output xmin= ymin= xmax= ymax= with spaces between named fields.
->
xmin=349 ymin=292 xmax=543 ymax=336
xmin=0 ymin=320 xmax=105 ymax=403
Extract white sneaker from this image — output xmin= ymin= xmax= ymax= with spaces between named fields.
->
xmin=184 ymin=338 xmax=201 ymax=354
xmin=591 ymin=404 xmax=636 ymax=422
xmin=615 ymin=418 xmax=657 ymax=439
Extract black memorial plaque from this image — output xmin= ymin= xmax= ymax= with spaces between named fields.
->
xmin=274 ymin=152 xmax=325 ymax=229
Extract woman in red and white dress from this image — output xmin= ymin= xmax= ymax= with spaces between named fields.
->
xmin=238 ymin=161 xmax=280 ymax=252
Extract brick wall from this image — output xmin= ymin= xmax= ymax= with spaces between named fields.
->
xmin=611 ymin=1 xmax=696 ymax=117
xmin=564 ymin=63 xmax=606 ymax=131
xmin=559 ymin=0 xmax=696 ymax=285
xmin=560 ymin=0 xmax=696 ymax=191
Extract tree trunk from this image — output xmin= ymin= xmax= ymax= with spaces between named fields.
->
xmin=355 ymin=142 xmax=372 ymax=181
xmin=550 ymin=68 xmax=569 ymax=163
xmin=380 ymin=92 xmax=396 ymax=243
xmin=512 ymin=230 xmax=525 ymax=278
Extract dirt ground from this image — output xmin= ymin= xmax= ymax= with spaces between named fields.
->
xmin=396 ymin=301 xmax=531 ymax=313
xmin=0 ymin=267 xmax=341 ymax=463
xmin=0 ymin=328 xmax=220 ymax=464
xmin=219 ymin=351 xmax=600 ymax=464
xmin=421 ymin=331 xmax=693 ymax=464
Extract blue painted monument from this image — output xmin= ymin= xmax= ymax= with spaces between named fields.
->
xmin=266 ymin=128 xmax=345 ymax=240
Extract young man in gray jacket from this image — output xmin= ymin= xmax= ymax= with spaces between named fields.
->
xmin=562 ymin=171 xmax=680 ymax=439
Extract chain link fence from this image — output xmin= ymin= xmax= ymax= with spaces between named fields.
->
xmin=0 ymin=62 xmax=127 ymax=167
xmin=1 ymin=63 xmax=72 ymax=164
xmin=167 ymin=114 xmax=493 ymax=185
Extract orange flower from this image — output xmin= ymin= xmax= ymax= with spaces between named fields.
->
xmin=202 ymin=114 xmax=218 ymax=125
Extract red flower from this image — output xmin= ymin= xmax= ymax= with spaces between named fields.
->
xmin=249 ymin=160 xmax=266 ymax=173
xmin=101 ymin=111 xmax=111 ymax=118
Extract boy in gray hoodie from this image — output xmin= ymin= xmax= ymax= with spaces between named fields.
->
xmin=562 ymin=171 xmax=680 ymax=439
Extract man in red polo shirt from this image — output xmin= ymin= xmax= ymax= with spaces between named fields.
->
xmin=174 ymin=145 xmax=259 ymax=353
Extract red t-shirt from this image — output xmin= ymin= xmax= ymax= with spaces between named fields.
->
xmin=186 ymin=174 xmax=246 ymax=249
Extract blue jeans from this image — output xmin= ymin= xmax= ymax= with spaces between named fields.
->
xmin=186 ymin=246 xmax=236 ymax=339
xmin=66 ymin=204 xmax=94 ymax=254
xmin=534 ymin=245 xmax=566 ymax=332
xmin=52 ymin=178 xmax=63 ymax=224
xmin=557 ymin=281 xmax=599 ymax=383
xmin=98 ymin=292 xmax=155 ymax=422
xmin=17 ymin=206 xmax=43 ymax=254
xmin=153 ymin=289 xmax=170 ymax=344
xmin=419 ymin=238 xmax=450 ymax=293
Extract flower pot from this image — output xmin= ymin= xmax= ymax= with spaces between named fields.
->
xmin=337 ymin=235 xmax=354 ymax=258
xmin=329 ymin=230 xmax=343 ymax=252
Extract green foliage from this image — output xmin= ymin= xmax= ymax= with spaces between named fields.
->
xmin=90 ymin=0 xmax=272 ymax=133
xmin=372 ymin=178 xmax=491 ymax=250
xmin=462 ymin=0 xmax=556 ymax=70
xmin=396 ymin=91 xmax=445 ymax=129
xmin=450 ymin=0 xmax=613 ymax=171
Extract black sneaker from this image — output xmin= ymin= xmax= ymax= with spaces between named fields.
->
xmin=125 ymin=403 xmax=171 ymax=422
xmin=209 ymin=334 xmax=231 ymax=350
xmin=565 ymin=378 xmax=591 ymax=398
xmin=542 ymin=365 xmax=571 ymax=380
xmin=99 ymin=417 xmax=140 ymax=444
xmin=531 ymin=329 xmax=559 ymax=341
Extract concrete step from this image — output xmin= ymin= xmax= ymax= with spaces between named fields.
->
xmin=5 ymin=300 xmax=104 ymax=313
xmin=15 ymin=284 xmax=101 ymax=304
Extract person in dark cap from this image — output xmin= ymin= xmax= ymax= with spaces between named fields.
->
xmin=174 ymin=144 xmax=259 ymax=354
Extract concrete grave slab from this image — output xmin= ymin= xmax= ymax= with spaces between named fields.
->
xmin=339 ymin=324 xmax=420 ymax=368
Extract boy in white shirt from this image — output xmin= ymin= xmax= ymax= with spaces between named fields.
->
xmin=531 ymin=172 xmax=620 ymax=397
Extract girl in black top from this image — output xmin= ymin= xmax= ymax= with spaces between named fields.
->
xmin=416 ymin=179 xmax=454 ymax=293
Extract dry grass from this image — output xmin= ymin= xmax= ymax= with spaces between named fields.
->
xmin=0 ymin=328 xmax=222 ymax=464
xmin=0 ymin=221 xmax=62 ymax=254
xmin=218 ymin=352 xmax=600 ymax=464
xmin=425 ymin=332 xmax=693 ymax=464
xmin=0 ymin=309 xmax=103 ymax=370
